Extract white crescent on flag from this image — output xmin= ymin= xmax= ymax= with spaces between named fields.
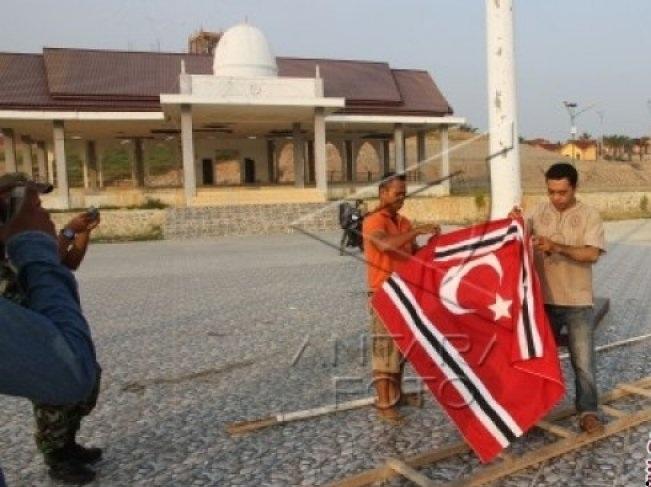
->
xmin=439 ymin=253 xmax=504 ymax=315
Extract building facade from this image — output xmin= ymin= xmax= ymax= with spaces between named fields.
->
xmin=0 ymin=23 xmax=463 ymax=209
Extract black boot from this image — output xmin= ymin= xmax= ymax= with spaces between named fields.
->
xmin=64 ymin=442 xmax=103 ymax=464
xmin=45 ymin=451 xmax=96 ymax=485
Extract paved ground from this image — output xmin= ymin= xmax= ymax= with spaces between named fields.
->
xmin=1 ymin=220 xmax=650 ymax=486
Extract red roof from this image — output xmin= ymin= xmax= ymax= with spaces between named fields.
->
xmin=538 ymin=143 xmax=562 ymax=152
xmin=0 ymin=48 xmax=453 ymax=116
xmin=566 ymin=140 xmax=597 ymax=150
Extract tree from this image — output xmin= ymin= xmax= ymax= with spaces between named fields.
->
xmin=459 ymin=123 xmax=479 ymax=134
xmin=579 ymin=132 xmax=592 ymax=141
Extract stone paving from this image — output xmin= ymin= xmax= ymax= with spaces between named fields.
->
xmin=1 ymin=220 xmax=650 ymax=486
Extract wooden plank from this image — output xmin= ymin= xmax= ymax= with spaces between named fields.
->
xmin=324 ymin=443 xmax=469 ymax=487
xmin=326 ymin=376 xmax=651 ymax=487
xmin=385 ymin=458 xmax=438 ymax=487
xmin=600 ymin=405 xmax=627 ymax=418
xmin=442 ymin=406 xmax=651 ymax=487
xmin=227 ymin=391 xmax=423 ymax=436
xmin=535 ymin=420 xmax=573 ymax=438
xmin=618 ymin=384 xmax=651 ymax=399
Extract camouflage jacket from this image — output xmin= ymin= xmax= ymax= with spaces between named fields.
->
xmin=0 ymin=256 xmax=27 ymax=306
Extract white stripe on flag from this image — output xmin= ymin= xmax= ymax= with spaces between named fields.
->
xmin=513 ymin=221 xmax=543 ymax=359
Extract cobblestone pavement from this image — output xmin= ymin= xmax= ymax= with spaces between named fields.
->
xmin=1 ymin=220 xmax=650 ymax=486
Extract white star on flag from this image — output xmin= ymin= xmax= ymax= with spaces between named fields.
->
xmin=489 ymin=293 xmax=512 ymax=321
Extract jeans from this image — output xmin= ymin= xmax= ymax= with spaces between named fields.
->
xmin=545 ymin=305 xmax=598 ymax=413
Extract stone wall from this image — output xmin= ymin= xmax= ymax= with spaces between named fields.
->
xmin=163 ymin=203 xmax=340 ymax=239
xmin=50 ymin=210 xmax=166 ymax=241
xmin=45 ymin=191 xmax=651 ymax=241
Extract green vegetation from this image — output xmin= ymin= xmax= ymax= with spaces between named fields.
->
xmin=145 ymin=143 xmax=178 ymax=176
xmin=129 ymin=198 xmax=168 ymax=209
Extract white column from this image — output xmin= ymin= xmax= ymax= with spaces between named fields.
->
xmin=2 ymin=129 xmax=17 ymax=173
xmin=314 ymin=108 xmax=327 ymax=194
xmin=181 ymin=104 xmax=196 ymax=204
xmin=53 ymin=120 xmax=70 ymax=209
xmin=46 ymin=145 xmax=54 ymax=185
xmin=96 ymin=141 xmax=104 ymax=189
xmin=417 ymin=130 xmax=427 ymax=181
xmin=393 ymin=123 xmax=405 ymax=174
xmin=20 ymin=137 xmax=33 ymax=177
xmin=342 ymin=140 xmax=352 ymax=182
xmin=351 ymin=140 xmax=360 ymax=182
xmin=486 ymin=0 xmax=521 ymax=218
xmin=440 ymin=126 xmax=451 ymax=195
xmin=382 ymin=139 xmax=391 ymax=174
xmin=292 ymin=123 xmax=305 ymax=188
xmin=81 ymin=141 xmax=90 ymax=189
xmin=36 ymin=142 xmax=47 ymax=182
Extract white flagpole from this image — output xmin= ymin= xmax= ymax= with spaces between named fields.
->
xmin=486 ymin=0 xmax=522 ymax=219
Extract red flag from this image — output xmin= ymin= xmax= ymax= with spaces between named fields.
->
xmin=372 ymin=218 xmax=564 ymax=462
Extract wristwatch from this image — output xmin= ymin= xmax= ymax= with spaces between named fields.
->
xmin=60 ymin=227 xmax=76 ymax=240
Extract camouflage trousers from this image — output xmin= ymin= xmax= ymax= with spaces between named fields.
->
xmin=32 ymin=367 xmax=102 ymax=456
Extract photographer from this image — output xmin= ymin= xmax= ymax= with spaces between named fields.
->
xmin=0 ymin=178 xmax=98 ymax=486
xmin=1 ymin=178 xmax=102 ymax=484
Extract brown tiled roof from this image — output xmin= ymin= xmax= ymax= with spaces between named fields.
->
xmin=341 ymin=69 xmax=452 ymax=115
xmin=43 ymin=48 xmax=210 ymax=99
xmin=0 ymin=53 xmax=54 ymax=107
xmin=0 ymin=48 xmax=453 ymax=116
xmin=277 ymin=58 xmax=402 ymax=104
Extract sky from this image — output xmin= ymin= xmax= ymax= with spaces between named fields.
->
xmin=2 ymin=0 xmax=650 ymax=141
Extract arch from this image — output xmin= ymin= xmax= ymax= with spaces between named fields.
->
xmin=355 ymin=141 xmax=381 ymax=182
xmin=276 ymin=141 xmax=294 ymax=183
xmin=214 ymin=149 xmax=240 ymax=185
xmin=326 ymin=141 xmax=343 ymax=182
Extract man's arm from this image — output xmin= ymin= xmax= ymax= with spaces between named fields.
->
xmin=62 ymin=230 xmax=90 ymax=270
xmin=0 ymin=232 xmax=97 ymax=404
xmin=370 ymin=223 xmax=440 ymax=254
xmin=60 ymin=212 xmax=100 ymax=270
xmin=534 ymin=236 xmax=601 ymax=263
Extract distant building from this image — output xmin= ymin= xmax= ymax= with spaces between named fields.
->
xmin=188 ymin=30 xmax=223 ymax=55
xmin=525 ymin=138 xmax=562 ymax=153
xmin=0 ymin=23 xmax=463 ymax=209
xmin=560 ymin=140 xmax=598 ymax=161
xmin=632 ymin=138 xmax=651 ymax=161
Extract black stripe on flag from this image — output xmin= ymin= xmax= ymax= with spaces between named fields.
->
xmin=435 ymin=225 xmax=519 ymax=259
xmin=520 ymin=258 xmax=536 ymax=358
xmin=386 ymin=278 xmax=518 ymax=443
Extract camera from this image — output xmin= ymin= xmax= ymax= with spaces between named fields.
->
xmin=86 ymin=206 xmax=100 ymax=221
xmin=0 ymin=186 xmax=26 ymax=226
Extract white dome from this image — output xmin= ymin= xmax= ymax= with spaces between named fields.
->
xmin=213 ymin=23 xmax=278 ymax=77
